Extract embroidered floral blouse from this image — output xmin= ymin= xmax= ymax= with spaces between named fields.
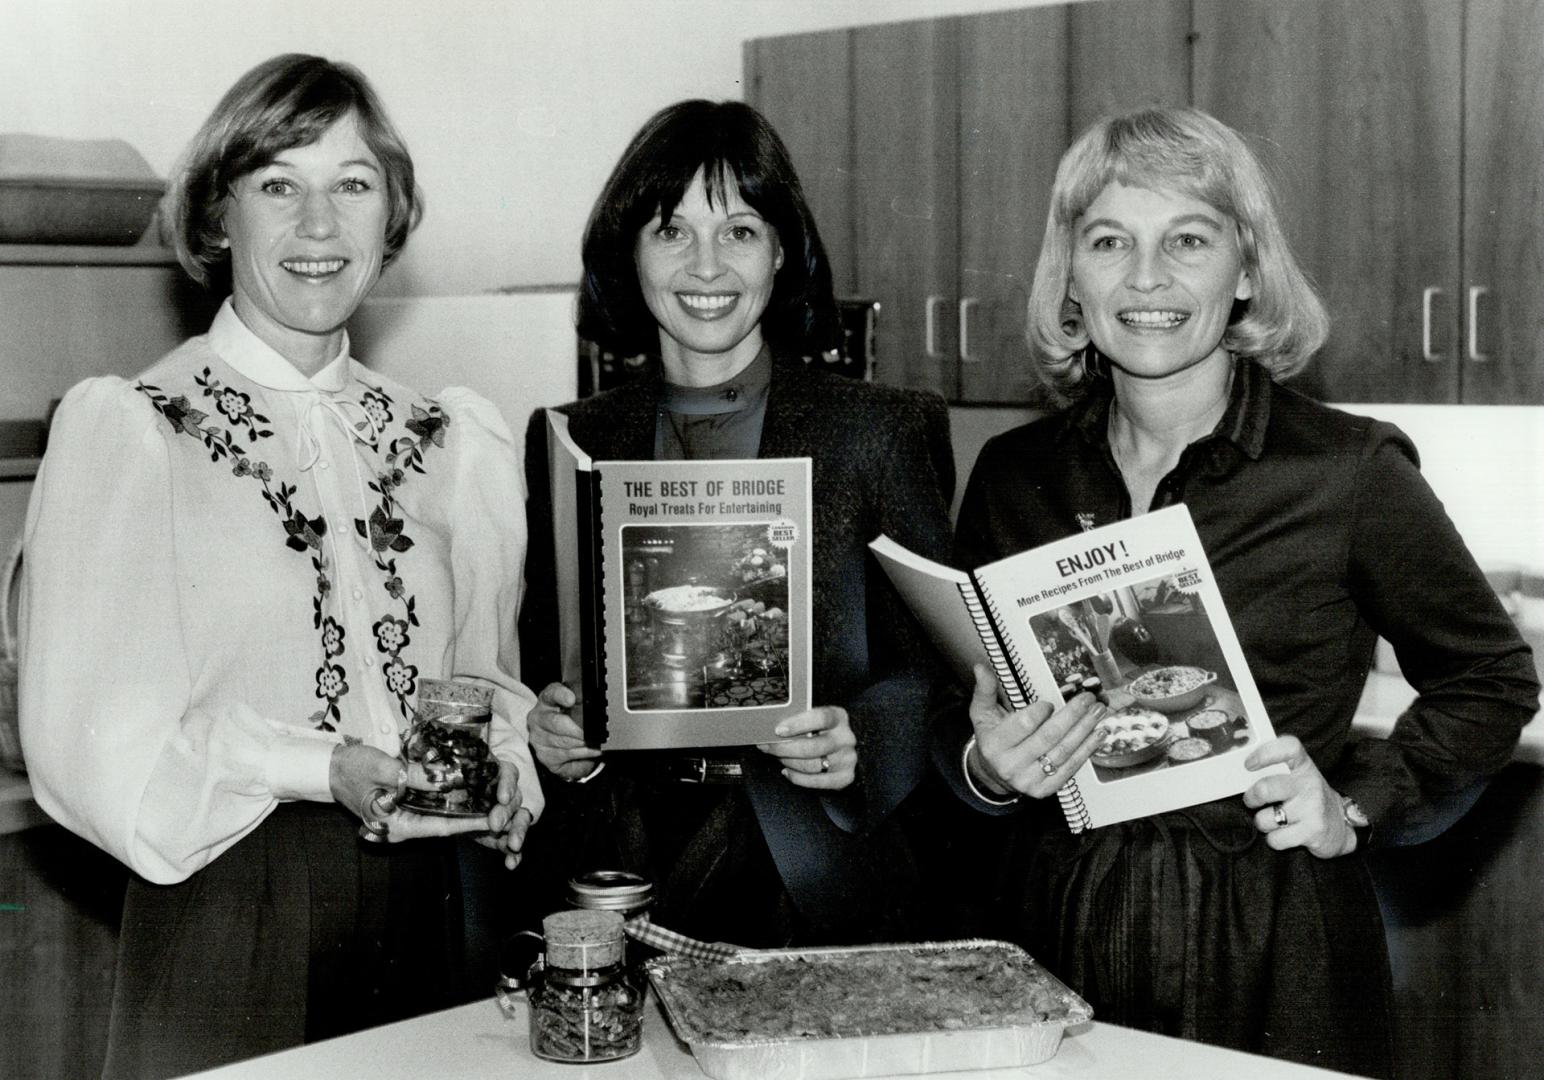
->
xmin=20 ymin=300 xmax=543 ymax=884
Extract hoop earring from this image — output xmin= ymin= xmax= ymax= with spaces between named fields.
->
xmin=1080 ymin=344 xmax=1108 ymax=380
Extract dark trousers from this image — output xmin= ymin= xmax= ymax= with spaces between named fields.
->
xmin=102 ymin=802 xmax=465 ymax=1080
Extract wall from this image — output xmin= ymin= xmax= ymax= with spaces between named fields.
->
xmin=0 ymin=0 xmax=1072 ymax=299
xmin=0 ymin=0 xmax=1075 ymax=559
xmin=1333 ymin=404 xmax=1544 ymax=572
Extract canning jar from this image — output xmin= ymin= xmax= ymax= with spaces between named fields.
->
xmin=398 ymin=677 xmax=498 ymax=816
xmin=568 ymin=869 xmax=656 ymax=981
xmin=567 ymin=869 xmax=652 ymax=920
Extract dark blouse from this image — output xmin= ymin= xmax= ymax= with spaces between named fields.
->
xmin=655 ymin=345 xmax=772 ymax=461
xmin=947 ymin=358 xmax=1538 ymax=840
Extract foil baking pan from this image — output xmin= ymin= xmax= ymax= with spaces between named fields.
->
xmin=646 ymin=939 xmax=1091 ymax=1079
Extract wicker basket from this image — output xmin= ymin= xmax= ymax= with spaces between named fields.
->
xmin=1 ymin=539 xmax=24 ymax=774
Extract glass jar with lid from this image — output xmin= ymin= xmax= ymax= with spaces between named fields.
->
xmin=500 ymin=909 xmax=644 ymax=1064
xmin=567 ymin=869 xmax=653 ymax=919
xmin=568 ymin=870 xmax=655 ymax=973
xmin=398 ymin=677 xmax=498 ymax=816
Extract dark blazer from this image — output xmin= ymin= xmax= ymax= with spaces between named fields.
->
xmin=518 ymin=355 xmax=955 ymax=934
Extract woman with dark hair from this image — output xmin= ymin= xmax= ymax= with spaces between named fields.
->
xmin=517 ymin=99 xmax=955 ymax=946
xmin=576 ymin=98 xmax=840 ymax=361
xmin=19 ymin=54 xmax=540 ymax=1077
xmin=934 ymin=106 xmax=1537 ymax=1076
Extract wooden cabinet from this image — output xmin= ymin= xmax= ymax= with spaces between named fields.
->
xmin=742 ymin=32 xmax=857 ymax=297
xmin=748 ymin=2 xmax=1189 ymax=402
xmin=1461 ymin=0 xmax=1544 ymax=404
xmin=1192 ymin=0 xmax=1464 ymax=403
xmin=954 ymin=0 xmax=1190 ymax=402
xmin=1191 ymin=0 xmax=1544 ymax=404
xmin=750 ymin=0 xmax=1544 ymax=405
xmin=849 ymin=18 xmax=961 ymax=395
xmin=1158 ymin=0 xmax=1542 ymax=404
xmin=1192 ymin=0 xmax=1542 ymax=404
xmin=952 ymin=10 xmax=1069 ymax=403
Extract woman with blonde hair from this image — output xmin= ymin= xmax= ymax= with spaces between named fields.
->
xmin=936 ymin=106 xmax=1535 ymax=1076
xmin=1025 ymin=106 xmax=1329 ymax=390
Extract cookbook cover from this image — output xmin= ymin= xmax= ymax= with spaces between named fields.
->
xmin=871 ymin=504 xmax=1280 ymax=831
xmin=548 ymin=412 xmax=813 ymax=750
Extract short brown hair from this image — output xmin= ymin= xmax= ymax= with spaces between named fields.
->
xmin=170 ymin=54 xmax=422 ymax=290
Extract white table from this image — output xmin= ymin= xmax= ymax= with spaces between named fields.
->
xmin=177 ymin=996 xmax=1367 ymax=1080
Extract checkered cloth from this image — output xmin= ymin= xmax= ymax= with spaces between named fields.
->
xmin=625 ymin=914 xmax=743 ymax=962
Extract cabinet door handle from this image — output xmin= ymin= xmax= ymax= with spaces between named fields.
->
xmin=959 ymin=298 xmax=980 ymax=363
xmin=924 ymin=295 xmax=946 ymax=358
xmin=1467 ymin=285 xmax=1490 ymax=363
xmin=1421 ymin=286 xmax=1444 ymax=362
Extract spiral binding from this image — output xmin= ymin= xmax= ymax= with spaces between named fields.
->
xmin=1057 ymin=779 xmax=1093 ymax=832
xmin=969 ymin=584 xmax=1038 ymax=708
xmin=971 ymin=580 xmax=1091 ymax=833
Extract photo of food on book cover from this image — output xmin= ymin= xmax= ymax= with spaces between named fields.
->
xmin=870 ymin=504 xmax=1282 ymax=831
xmin=621 ymin=523 xmax=793 ymax=712
xmin=546 ymin=410 xmax=813 ymax=751
xmin=1029 ymin=576 xmax=1260 ymax=783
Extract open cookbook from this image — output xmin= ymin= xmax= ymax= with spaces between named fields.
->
xmin=871 ymin=504 xmax=1279 ymax=832
xmin=546 ymin=411 xmax=813 ymax=750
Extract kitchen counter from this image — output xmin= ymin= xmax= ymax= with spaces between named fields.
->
xmin=177 ymin=995 xmax=1367 ymax=1080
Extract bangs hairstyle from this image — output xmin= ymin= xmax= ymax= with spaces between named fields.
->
xmin=1026 ymin=106 xmax=1328 ymax=395
xmin=170 ymin=53 xmax=422 ymax=290
xmin=576 ymin=99 xmax=839 ymax=359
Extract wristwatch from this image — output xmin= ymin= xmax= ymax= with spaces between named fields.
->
xmin=1340 ymin=794 xmax=1371 ymax=849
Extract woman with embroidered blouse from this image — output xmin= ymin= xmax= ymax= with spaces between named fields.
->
xmin=18 ymin=54 xmax=541 ymax=1078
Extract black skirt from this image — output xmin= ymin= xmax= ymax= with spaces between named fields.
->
xmin=994 ymin=798 xmax=1395 ymax=1079
xmin=101 ymin=801 xmax=465 ymax=1080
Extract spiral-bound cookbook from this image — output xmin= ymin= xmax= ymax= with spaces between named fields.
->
xmin=546 ymin=412 xmax=813 ymax=751
xmin=871 ymin=505 xmax=1278 ymax=832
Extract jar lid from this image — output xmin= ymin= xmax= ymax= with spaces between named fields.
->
xmin=567 ymin=870 xmax=654 ymax=914
xmin=542 ymin=909 xmax=624 ymax=971
xmin=417 ymin=677 xmax=492 ymax=708
xmin=415 ymin=678 xmax=492 ymax=724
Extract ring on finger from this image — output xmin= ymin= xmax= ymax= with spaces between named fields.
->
xmin=361 ymin=786 xmax=397 ymax=822
xmin=1038 ymin=753 xmax=1057 ymax=777
xmin=819 ymin=757 xmax=831 ymax=774
xmin=1272 ymin=804 xmax=1288 ymax=829
xmin=357 ymin=814 xmax=390 ymax=843
xmin=357 ymin=786 xmax=396 ymax=843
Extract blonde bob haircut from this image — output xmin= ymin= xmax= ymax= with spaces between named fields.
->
xmin=1026 ymin=106 xmax=1328 ymax=396
xmin=170 ymin=53 xmax=422 ymax=292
